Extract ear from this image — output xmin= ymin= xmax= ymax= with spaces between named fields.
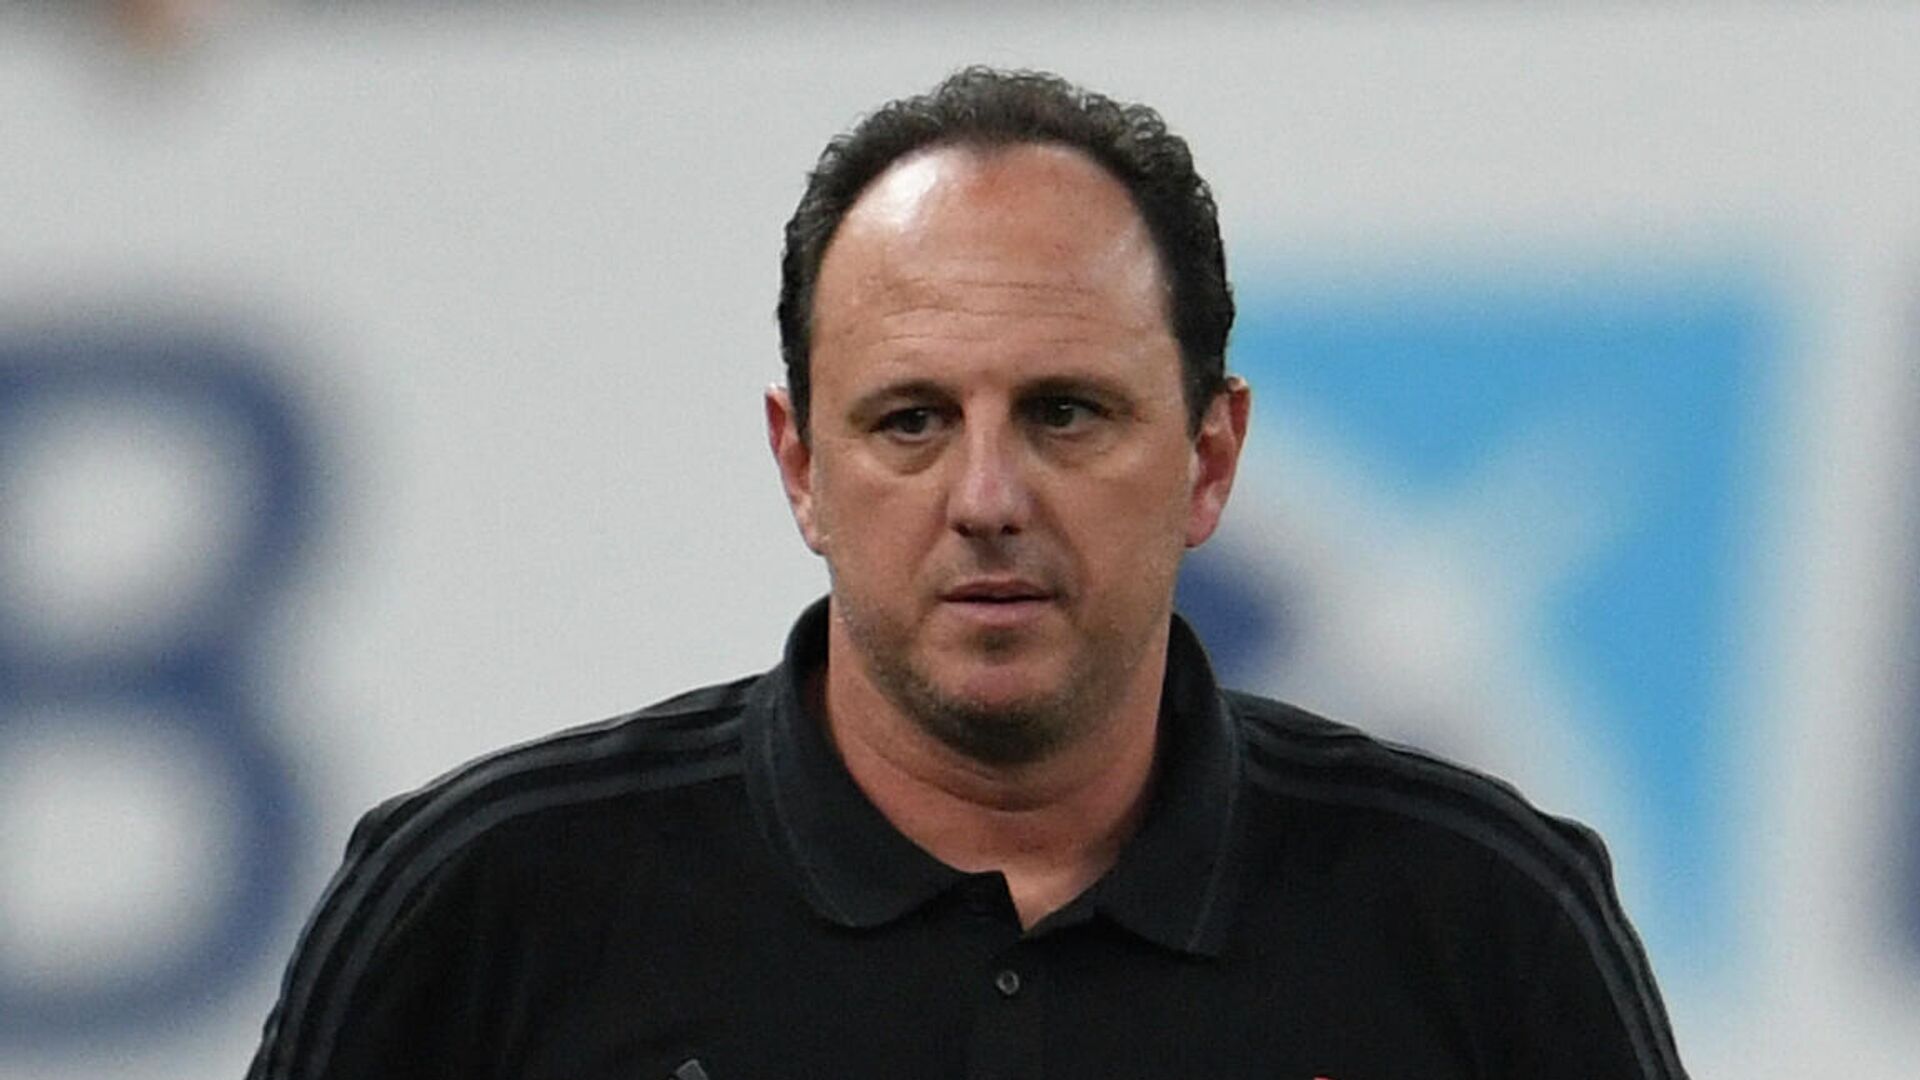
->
xmin=766 ymin=386 xmax=827 ymax=555
xmin=1184 ymin=375 xmax=1252 ymax=548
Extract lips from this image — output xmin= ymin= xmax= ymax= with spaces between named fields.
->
xmin=941 ymin=579 xmax=1054 ymax=603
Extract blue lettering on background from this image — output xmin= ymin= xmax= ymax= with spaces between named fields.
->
xmin=0 ymin=328 xmax=316 ymax=1043
xmin=1179 ymin=271 xmax=1777 ymax=977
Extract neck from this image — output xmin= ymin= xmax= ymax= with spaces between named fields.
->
xmin=821 ymin=620 xmax=1169 ymax=929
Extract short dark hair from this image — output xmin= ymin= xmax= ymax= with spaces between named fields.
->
xmin=777 ymin=66 xmax=1234 ymax=437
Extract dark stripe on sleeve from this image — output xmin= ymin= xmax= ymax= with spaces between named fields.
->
xmin=253 ymin=699 xmax=748 ymax=1080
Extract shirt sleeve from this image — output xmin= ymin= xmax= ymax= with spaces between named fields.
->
xmin=1494 ymin=820 xmax=1690 ymax=1080
xmin=246 ymin=798 xmax=489 ymax=1080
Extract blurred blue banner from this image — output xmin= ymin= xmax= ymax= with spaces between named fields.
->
xmin=1179 ymin=268 xmax=1778 ymax=983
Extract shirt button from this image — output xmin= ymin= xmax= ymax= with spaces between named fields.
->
xmin=994 ymin=968 xmax=1022 ymax=997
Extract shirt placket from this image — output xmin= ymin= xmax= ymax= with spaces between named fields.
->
xmin=966 ymin=940 xmax=1045 ymax=1080
xmin=943 ymin=873 xmax=1044 ymax=1080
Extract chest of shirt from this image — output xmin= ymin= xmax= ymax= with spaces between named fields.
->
xmin=458 ymin=870 xmax=1493 ymax=1080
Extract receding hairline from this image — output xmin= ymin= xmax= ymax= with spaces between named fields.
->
xmin=813 ymin=140 xmax=1177 ymax=337
xmin=829 ymin=136 xmax=1158 ymax=232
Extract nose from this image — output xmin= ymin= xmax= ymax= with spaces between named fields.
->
xmin=947 ymin=418 xmax=1031 ymax=539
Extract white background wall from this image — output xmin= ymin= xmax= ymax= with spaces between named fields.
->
xmin=3 ymin=5 xmax=1918 ymax=1077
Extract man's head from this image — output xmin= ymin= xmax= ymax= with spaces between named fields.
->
xmin=768 ymin=70 xmax=1249 ymax=767
xmin=778 ymin=67 xmax=1235 ymax=442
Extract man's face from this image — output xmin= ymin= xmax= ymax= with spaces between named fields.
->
xmin=768 ymin=143 xmax=1246 ymax=763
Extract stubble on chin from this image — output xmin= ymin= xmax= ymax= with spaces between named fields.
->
xmin=832 ymin=595 xmax=1106 ymax=767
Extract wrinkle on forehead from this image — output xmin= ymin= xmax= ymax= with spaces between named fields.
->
xmin=826 ymin=281 xmax=1164 ymax=356
xmin=870 ymin=275 xmax=1145 ymax=323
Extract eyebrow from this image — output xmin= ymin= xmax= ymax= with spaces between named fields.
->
xmin=841 ymin=374 xmax=1145 ymax=435
xmin=1017 ymin=374 xmax=1132 ymax=401
xmin=844 ymin=379 xmax=953 ymax=424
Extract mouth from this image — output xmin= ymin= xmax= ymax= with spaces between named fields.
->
xmin=941 ymin=579 xmax=1056 ymax=605
xmin=938 ymin=580 xmax=1060 ymax=630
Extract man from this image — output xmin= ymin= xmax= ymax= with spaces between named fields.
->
xmin=250 ymin=68 xmax=1688 ymax=1079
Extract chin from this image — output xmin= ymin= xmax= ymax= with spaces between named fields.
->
xmin=935 ymin=657 xmax=1063 ymax=707
xmin=919 ymin=696 xmax=1076 ymax=766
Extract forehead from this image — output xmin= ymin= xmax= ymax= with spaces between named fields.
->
xmin=843 ymin=141 xmax=1142 ymax=244
xmin=811 ymin=143 xmax=1172 ymax=362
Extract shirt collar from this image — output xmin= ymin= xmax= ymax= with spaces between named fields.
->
xmin=742 ymin=598 xmax=1244 ymax=958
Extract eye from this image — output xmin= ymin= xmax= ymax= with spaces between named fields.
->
xmin=1025 ymin=396 xmax=1106 ymax=432
xmin=875 ymin=406 xmax=943 ymax=440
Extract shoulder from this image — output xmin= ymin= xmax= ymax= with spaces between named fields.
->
xmin=1225 ymin=689 xmax=1614 ymax=907
xmin=322 ymin=674 xmax=762 ymax=948
xmin=250 ymin=674 xmax=762 ymax=1080
xmin=349 ymin=674 xmax=758 ymax=863
xmin=1223 ymin=690 xmax=1687 ymax=1080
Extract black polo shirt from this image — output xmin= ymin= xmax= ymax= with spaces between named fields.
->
xmin=250 ymin=601 xmax=1688 ymax=1080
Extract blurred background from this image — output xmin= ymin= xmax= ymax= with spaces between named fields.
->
xmin=3 ymin=3 xmax=1918 ymax=1076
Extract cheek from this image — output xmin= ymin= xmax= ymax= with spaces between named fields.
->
xmin=1085 ymin=449 xmax=1195 ymax=531
xmin=815 ymin=461 xmax=941 ymax=575
xmin=1061 ymin=474 xmax=1190 ymax=577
